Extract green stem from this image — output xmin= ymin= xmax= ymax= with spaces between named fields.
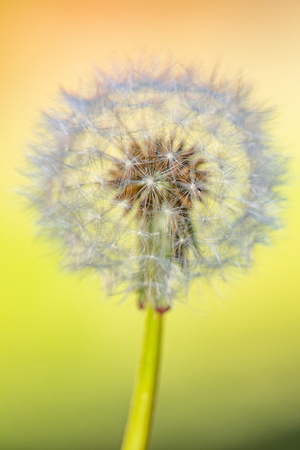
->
xmin=121 ymin=307 xmax=164 ymax=450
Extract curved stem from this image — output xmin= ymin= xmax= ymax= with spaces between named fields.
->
xmin=121 ymin=307 xmax=164 ymax=450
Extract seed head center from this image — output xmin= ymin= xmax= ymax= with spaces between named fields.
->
xmin=109 ymin=137 xmax=208 ymax=220
xmin=146 ymin=177 xmax=154 ymax=186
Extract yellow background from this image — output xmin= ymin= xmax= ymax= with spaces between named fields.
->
xmin=1 ymin=1 xmax=300 ymax=449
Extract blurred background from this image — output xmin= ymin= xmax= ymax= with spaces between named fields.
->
xmin=1 ymin=1 xmax=300 ymax=449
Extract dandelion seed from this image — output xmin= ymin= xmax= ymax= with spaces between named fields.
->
xmin=24 ymin=60 xmax=286 ymax=314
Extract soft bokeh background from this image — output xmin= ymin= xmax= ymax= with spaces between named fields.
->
xmin=1 ymin=1 xmax=300 ymax=449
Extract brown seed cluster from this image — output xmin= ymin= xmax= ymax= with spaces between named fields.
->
xmin=108 ymin=136 xmax=208 ymax=267
xmin=109 ymin=137 xmax=208 ymax=216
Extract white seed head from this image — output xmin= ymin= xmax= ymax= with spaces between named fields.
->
xmin=23 ymin=60 xmax=286 ymax=312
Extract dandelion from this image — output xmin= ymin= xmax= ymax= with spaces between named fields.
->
xmin=24 ymin=60 xmax=286 ymax=449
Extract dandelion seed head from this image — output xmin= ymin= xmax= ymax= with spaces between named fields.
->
xmin=24 ymin=59 xmax=286 ymax=312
